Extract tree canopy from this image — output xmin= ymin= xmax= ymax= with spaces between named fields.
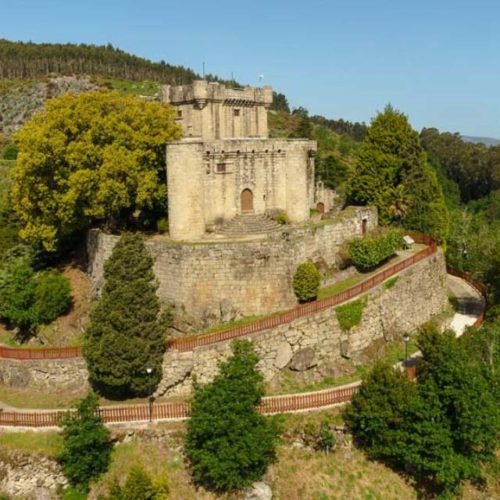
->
xmin=185 ymin=340 xmax=280 ymax=492
xmin=84 ymin=233 xmax=168 ymax=399
xmin=347 ymin=105 xmax=449 ymax=242
xmin=11 ymin=91 xmax=182 ymax=251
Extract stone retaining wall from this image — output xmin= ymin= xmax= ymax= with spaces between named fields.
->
xmin=157 ymin=250 xmax=448 ymax=397
xmin=87 ymin=207 xmax=377 ymax=326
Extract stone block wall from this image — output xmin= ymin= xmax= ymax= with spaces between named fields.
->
xmin=87 ymin=207 xmax=377 ymax=325
xmin=157 ymin=249 xmax=448 ymax=397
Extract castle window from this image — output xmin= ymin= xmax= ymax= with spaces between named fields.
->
xmin=216 ymin=163 xmax=227 ymax=173
xmin=177 ymin=109 xmax=183 ymax=118
xmin=234 ymin=109 xmax=240 ymax=117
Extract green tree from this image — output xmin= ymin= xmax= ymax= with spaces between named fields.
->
xmin=84 ymin=233 xmax=168 ymax=398
xmin=58 ymin=392 xmax=112 ymax=490
xmin=107 ymin=466 xmax=167 ymax=499
xmin=292 ymin=261 xmax=321 ymax=302
xmin=347 ymin=105 xmax=449 ymax=241
xmin=185 ymin=340 xmax=280 ymax=492
xmin=33 ymin=270 xmax=72 ymax=324
xmin=12 ymin=91 xmax=182 ymax=251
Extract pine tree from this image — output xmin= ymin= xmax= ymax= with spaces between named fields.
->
xmin=185 ymin=340 xmax=280 ymax=492
xmin=84 ymin=233 xmax=168 ymax=399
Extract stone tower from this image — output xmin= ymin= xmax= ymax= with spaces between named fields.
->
xmin=164 ymin=81 xmax=317 ymax=241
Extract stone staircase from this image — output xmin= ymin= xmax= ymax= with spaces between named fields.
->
xmin=216 ymin=213 xmax=284 ymax=237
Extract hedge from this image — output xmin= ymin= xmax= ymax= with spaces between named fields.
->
xmin=348 ymin=229 xmax=403 ymax=271
xmin=293 ymin=261 xmax=321 ymax=303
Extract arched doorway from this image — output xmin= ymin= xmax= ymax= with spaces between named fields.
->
xmin=241 ymin=189 xmax=254 ymax=212
xmin=316 ymin=202 xmax=325 ymax=214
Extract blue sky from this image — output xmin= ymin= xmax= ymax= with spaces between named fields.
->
xmin=2 ymin=0 xmax=499 ymax=137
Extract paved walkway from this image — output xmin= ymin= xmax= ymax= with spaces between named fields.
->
xmin=447 ymin=274 xmax=485 ymax=336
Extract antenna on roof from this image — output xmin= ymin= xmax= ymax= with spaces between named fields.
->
xmin=258 ymin=74 xmax=264 ymax=84
xmin=202 ymin=61 xmax=205 ymax=79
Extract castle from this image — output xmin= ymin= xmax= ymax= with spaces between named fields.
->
xmin=163 ymin=80 xmax=327 ymax=240
xmin=89 ymin=81 xmax=378 ymax=325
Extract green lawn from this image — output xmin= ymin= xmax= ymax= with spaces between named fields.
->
xmin=0 ymin=431 xmax=62 ymax=456
xmin=317 ymin=275 xmax=362 ymax=300
xmin=106 ymin=79 xmax=161 ymax=97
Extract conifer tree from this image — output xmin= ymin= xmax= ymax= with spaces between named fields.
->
xmin=347 ymin=105 xmax=449 ymax=242
xmin=84 ymin=233 xmax=168 ymax=398
xmin=185 ymin=340 xmax=280 ymax=492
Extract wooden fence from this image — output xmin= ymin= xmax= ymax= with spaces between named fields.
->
xmin=0 ymin=384 xmax=360 ymax=428
xmin=0 ymin=233 xmax=437 ymax=360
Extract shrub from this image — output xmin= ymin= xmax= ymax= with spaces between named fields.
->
xmin=348 ymin=228 xmax=403 ymax=271
xmin=107 ymin=466 xmax=167 ymax=499
xmin=293 ymin=261 xmax=321 ymax=303
xmin=335 ymin=297 xmax=366 ymax=332
xmin=273 ymin=211 xmax=289 ymax=225
xmin=156 ymin=217 xmax=168 ymax=234
xmin=383 ymin=276 xmax=398 ymax=290
xmin=33 ymin=270 xmax=71 ymax=324
xmin=58 ymin=393 xmax=112 ymax=490
xmin=84 ymin=233 xmax=169 ymax=398
xmin=2 ymin=143 xmax=18 ymax=160
xmin=185 ymin=340 xmax=280 ymax=492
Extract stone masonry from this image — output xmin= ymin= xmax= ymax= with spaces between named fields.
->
xmin=87 ymin=207 xmax=377 ymax=325
xmin=157 ymin=249 xmax=448 ymax=397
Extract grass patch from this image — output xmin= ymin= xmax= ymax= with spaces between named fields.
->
xmin=0 ymin=385 xmax=87 ymax=409
xmin=105 ymin=79 xmax=161 ymax=97
xmin=0 ymin=431 xmax=62 ymax=456
xmin=383 ymin=276 xmax=398 ymax=290
xmin=335 ymin=297 xmax=367 ymax=332
xmin=318 ymin=275 xmax=362 ymax=300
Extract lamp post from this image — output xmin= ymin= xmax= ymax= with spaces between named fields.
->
xmin=146 ymin=367 xmax=153 ymax=423
xmin=402 ymin=333 xmax=410 ymax=369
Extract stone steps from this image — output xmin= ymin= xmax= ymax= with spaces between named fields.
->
xmin=217 ymin=214 xmax=283 ymax=236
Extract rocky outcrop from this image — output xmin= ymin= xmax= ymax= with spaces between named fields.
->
xmin=0 ymin=450 xmax=67 ymax=499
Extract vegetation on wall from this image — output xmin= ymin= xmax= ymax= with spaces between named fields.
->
xmin=348 ymin=228 xmax=403 ymax=271
xmin=335 ymin=297 xmax=367 ymax=332
xmin=84 ymin=233 xmax=169 ymax=399
xmin=185 ymin=340 xmax=280 ymax=492
xmin=11 ymin=91 xmax=182 ymax=251
xmin=293 ymin=261 xmax=321 ymax=303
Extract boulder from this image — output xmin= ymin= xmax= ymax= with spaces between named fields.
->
xmin=288 ymin=347 xmax=317 ymax=371
xmin=244 ymin=481 xmax=273 ymax=500
xmin=274 ymin=341 xmax=293 ymax=369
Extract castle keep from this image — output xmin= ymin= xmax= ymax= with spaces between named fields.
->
xmin=163 ymin=81 xmax=317 ymax=240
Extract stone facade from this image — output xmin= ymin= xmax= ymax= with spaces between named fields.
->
xmin=87 ymin=207 xmax=377 ymax=325
xmin=0 ymin=357 xmax=89 ymax=392
xmin=164 ymin=81 xmax=319 ymax=240
xmin=166 ymin=138 xmax=316 ymax=240
xmin=162 ymin=80 xmax=273 ymax=140
xmin=156 ymin=250 xmax=448 ymax=397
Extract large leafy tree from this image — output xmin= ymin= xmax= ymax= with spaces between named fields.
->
xmin=11 ymin=91 xmax=182 ymax=251
xmin=84 ymin=233 xmax=168 ymax=399
xmin=347 ymin=105 xmax=449 ymax=242
xmin=344 ymin=324 xmax=499 ymax=496
xmin=185 ymin=340 xmax=280 ymax=492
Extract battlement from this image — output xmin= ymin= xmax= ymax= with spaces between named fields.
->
xmin=161 ymin=80 xmax=273 ymax=140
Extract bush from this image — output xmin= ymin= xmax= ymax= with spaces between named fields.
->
xmin=293 ymin=261 xmax=321 ymax=303
xmin=58 ymin=393 xmax=112 ymax=490
xmin=156 ymin=217 xmax=168 ymax=234
xmin=0 ymin=251 xmax=71 ymax=334
xmin=185 ymin=340 xmax=280 ymax=492
xmin=335 ymin=297 xmax=366 ymax=332
xmin=107 ymin=466 xmax=167 ymax=499
xmin=2 ymin=143 xmax=18 ymax=160
xmin=348 ymin=228 xmax=403 ymax=271
xmin=273 ymin=211 xmax=289 ymax=225
xmin=33 ymin=270 xmax=71 ymax=324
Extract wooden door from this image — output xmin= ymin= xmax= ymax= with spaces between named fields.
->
xmin=241 ymin=189 xmax=253 ymax=212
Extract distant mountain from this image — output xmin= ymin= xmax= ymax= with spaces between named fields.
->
xmin=461 ymin=135 xmax=500 ymax=147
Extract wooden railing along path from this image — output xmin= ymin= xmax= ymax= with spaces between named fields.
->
xmin=0 ymin=383 xmax=360 ymax=428
xmin=0 ymin=232 xmax=437 ymax=360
